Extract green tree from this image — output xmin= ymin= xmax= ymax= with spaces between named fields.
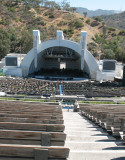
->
xmin=94 ymin=16 xmax=102 ymax=22
xmin=83 ymin=12 xmax=87 ymax=17
xmin=20 ymin=30 xmax=33 ymax=54
xmin=61 ymin=0 xmax=70 ymax=11
xmin=0 ymin=28 xmax=10 ymax=60
xmin=0 ymin=28 xmax=10 ymax=59
xmin=103 ymin=49 xmax=115 ymax=59
xmin=86 ymin=19 xmax=90 ymax=24
xmin=69 ymin=7 xmax=76 ymax=12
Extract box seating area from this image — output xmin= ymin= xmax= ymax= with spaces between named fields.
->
xmin=0 ymin=77 xmax=125 ymax=97
xmin=0 ymin=77 xmax=60 ymax=95
xmin=80 ymin=104 xmax=125 ymax=141
xmin=62 ymin=81 xmax=125 ymax=97
xmin=0 ymin=100 xmax=69 ymax=160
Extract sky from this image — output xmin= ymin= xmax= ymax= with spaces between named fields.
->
xmin=54 ymin=0 xmax=125 ymax=11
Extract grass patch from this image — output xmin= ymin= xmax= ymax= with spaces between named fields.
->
xmin=80 ymin=101 xmax=114 ymax=104
xmin=117 ymin=101 xmax=125 ymax=104
xmin=0 ymin=97 xmax=56 ymax=103
xmin=0 ymin=73 xmax=5 ymax=76
xmin=0 ymin=97 xmax=44 ymax=102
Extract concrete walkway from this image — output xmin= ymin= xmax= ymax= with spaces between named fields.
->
xmin=63 ymin=109 xmax=125 ymax=160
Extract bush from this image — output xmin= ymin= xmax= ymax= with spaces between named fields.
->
xmin=69 ymin=20 xmax=84 ymax=28
xmin=63 ymin=27 xmax=74 ymax=37
xmin=112 ymin=33 xmax=116 ymax=37
xmin=74 ymin=20 xmax=84 ymax=28
xmin=80 ymin=17 xmax=84 ymax=21
xmin=118 ymin=30 xmax=125 ymax=36
xmin=0 ymin=18 xmax=10 ymax=25
xmin=35 ymin=8 xmax=42 ymax=14
xmin=103 ymin=49 xmax=115 ymax=59
xmin=91 ymin=21 xmax=100 ymax=27
xmin=88 ymin=42 xmax=97 ymax=51
xmin=49 ymin=14 xmax=55 ymax=18
xmin=29 ymin=17 xmax=46 ymax=26
xmin=57 ymin=21 xmax=67 ymax=26
xmin=86 ymin=19 xmax=90 ymax=24
xmin=109 ymin=27 xmax=116 ymax=31
xmin=94 ymin=16 xmax=102 ymax=22
xmin=93 ymin=52 xmax=99 ymax=57
xmin=8 ymin=7 xmax=15 ymax=12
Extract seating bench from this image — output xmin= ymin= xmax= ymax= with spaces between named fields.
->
xmin=0 ymin=144 xmax=69 ymax=160
xmin=0 ymin=130 xmax=66 ymax=146
xmin=0 ymin=122 xmax=65 ymax=132
xmin=0 ymin=117 xmax=64 ymax=124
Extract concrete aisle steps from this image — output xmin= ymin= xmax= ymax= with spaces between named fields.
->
xmin=63 ymin=110 xmax=125 ymax=160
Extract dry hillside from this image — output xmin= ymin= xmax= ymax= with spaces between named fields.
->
xmin=0 ymin=2 xmax=124 ymax=61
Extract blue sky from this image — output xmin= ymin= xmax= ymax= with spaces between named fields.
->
xmin=54 ymin=0 xmax=125 ymax=11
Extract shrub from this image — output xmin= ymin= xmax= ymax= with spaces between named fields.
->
xmin=80 ymin=17 xmax=84 ymax=21
xmin=118 ymin=30 xmax=125 ymax=36
xmin=8 ymin=7 xmax=15 ymax=12
xmin=86 ymin=19 xmax=90 ymax=24
xmin=35 ymin=8 xmax=42 ymax=14
xmin=91 ymin=21 xmax=99 ymax=27
xmin=109 ymin=27 xmax=116 ymax=31
xmin=94 ymin=16 xmax=102 ymax=22
xmin=103 ymin=49 xmax=115 ymax=59
xmin=93 ymin=52 xmax=99 ymax=57
xmin=69 ymin=20 xmax=84 ymax=28
xmin=63 ymin=27 xmax=74 ymax=37
xmin=112 ymin=33 xmax=116 ymax=37
xmin=49 ymin=14 xmax=55 ymax=18
xmin=57 ymin=21 xmax=67 ymax=26
xmin=74 ymin=20 xmax=84 ymax=28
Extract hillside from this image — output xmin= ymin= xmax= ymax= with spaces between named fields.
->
xmin=101 ymin=11 xmax=125 ymax=30
xmin=0 ymin=1 xmax=125 ymax=62
xmin=76 ymin=7 xmax=120 ymax=17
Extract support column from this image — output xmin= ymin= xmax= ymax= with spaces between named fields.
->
xmin=57 ymin=30 xmax=64 ymax=40
xmin=33 ymin=30 xmax=41 ymax=70
xmin=80 ymin=31 xmax=87 ymax=70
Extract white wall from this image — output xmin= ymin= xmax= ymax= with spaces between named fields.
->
xmin=84 ymin=50 xmax=100 ymax=79
xmin=3 ymin=67 xmax=22 ymax=77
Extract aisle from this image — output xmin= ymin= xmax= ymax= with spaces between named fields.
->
xmin=63 ymin=109 xmax=125 ymax=160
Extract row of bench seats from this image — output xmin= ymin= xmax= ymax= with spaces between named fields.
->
xmin=0 ymin=100 xmax=69 ymax=160
xmin=0 ymin=77 xmax=125 ymax=97
xmin=0 ymin=77 xmax=60 ymax=95
xmin=80 ymin=104 xmax=125 ymax=144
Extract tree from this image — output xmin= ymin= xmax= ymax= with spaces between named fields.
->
xmin=0 ymin=28 xmax=10 ymax=60
xmin=94 ymin=16 xmax=102 ymax=22
xmin=20 ymin=30 xmax=33 ymax=54
xmin=103 ymin=49 xmax=115 ymax=59
xmin=70 ymin=7 xmax=76 ymax=12
xmin=61 ymin=0 xmax=70 ymax=11
xmin=83 ymin=12 xmax=87 ymax=17
xmin=22 ymin=0 xmax=41 ymax=7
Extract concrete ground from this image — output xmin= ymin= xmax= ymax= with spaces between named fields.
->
xmin=63 ymin=109 xmax=125 ymax=160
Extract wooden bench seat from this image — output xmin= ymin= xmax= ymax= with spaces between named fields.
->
xmin=80 ymin=104 xmax=125 ymax=137
xmin=0 ymin=117 xmax=64 ymax=124
xmin=0 ymin=122 xmax=65 ymax=132
xmin=0 ymin=130 xmax=66 ymax=146
xmin=0 ymin=113 xmax=63 ymax=119
xmin=0 ymin=144 xmax=69 ymax=160
xmin=0 ymin=101 xmax=69 ymax=159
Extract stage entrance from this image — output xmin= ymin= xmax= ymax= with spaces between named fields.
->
xmin=60 ymin=62 xmax=66 ymax=69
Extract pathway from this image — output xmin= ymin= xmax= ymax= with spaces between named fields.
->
xmin=63 ymin=109 xmax=125 ymax=160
